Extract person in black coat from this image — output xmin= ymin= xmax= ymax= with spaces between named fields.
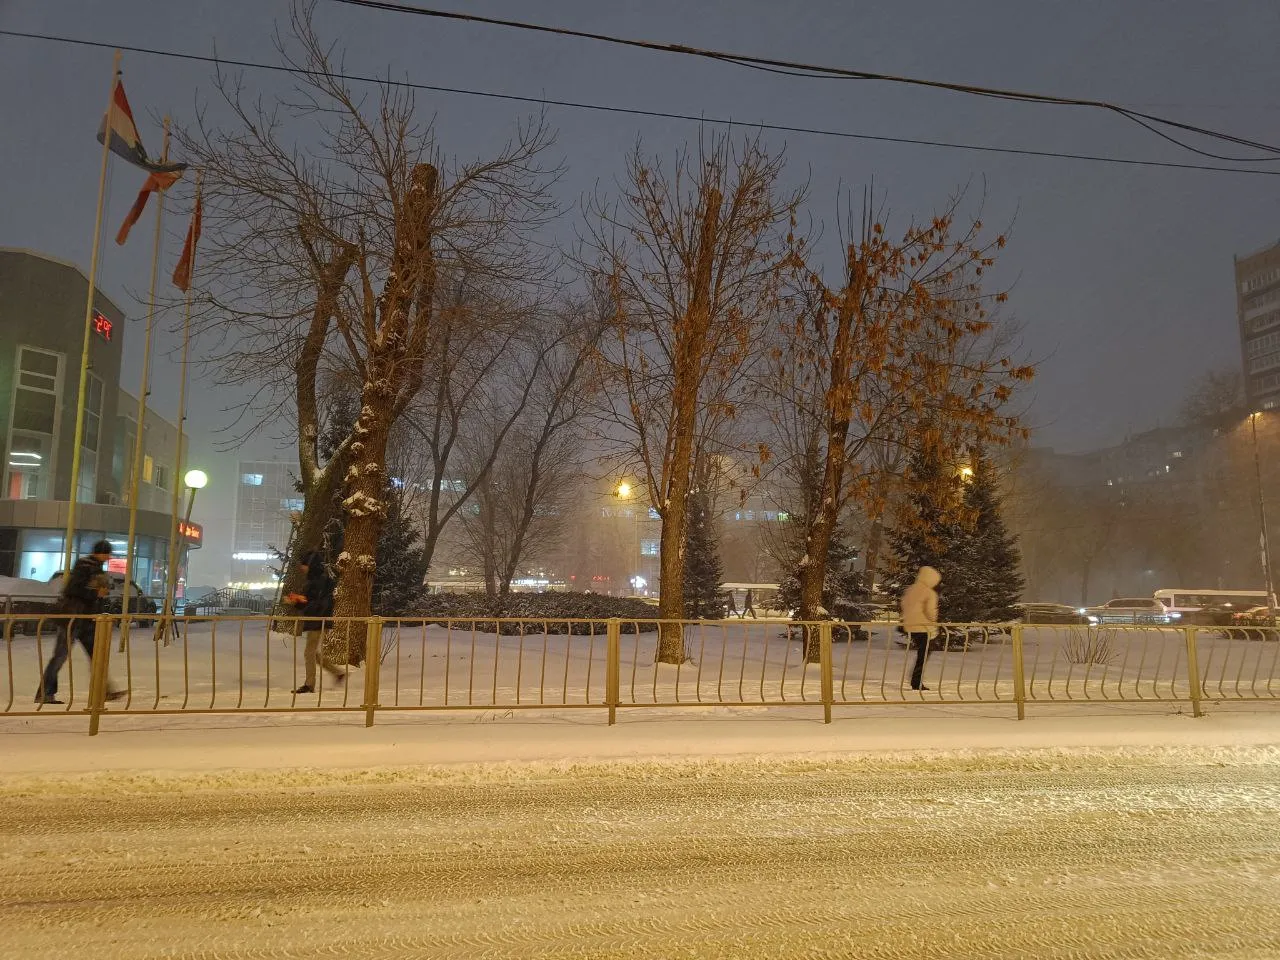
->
xmin=36 ymin=540 xmax=125 ymax=704
xmin=285 ymin=551 xmax=345 ymax=694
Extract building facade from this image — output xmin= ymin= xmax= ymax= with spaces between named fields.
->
xmin=0 ymin=249 xmax=198 ymax=590
xmin=231 ymin=460 xmax=299 ymax=587
xmin=1235 ymin=239 xmax=1280 ymax=412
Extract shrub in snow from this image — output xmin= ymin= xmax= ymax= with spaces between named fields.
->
xmin=400 ymin=592 xmax=660 ymax=635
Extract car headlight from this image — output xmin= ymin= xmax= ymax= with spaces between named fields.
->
xmin=1168 ymin=611 xmax=1181 ymax=619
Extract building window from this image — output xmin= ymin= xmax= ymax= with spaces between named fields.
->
xmin=152 ymin=464 xmax=169 ymax=491
xmin=640 ymin=539 xmax=660 ymax=556
xmin=6 ymin=346 xmax=63 ymax=501
xmin=242 ymin=472 xmax=264 ymax=486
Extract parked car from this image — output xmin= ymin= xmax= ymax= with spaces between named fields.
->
xmin=1020 ymin=603 xmax=1089 ymax=625
xmin=48 ymin=571 xmax=158 ymax=625
xmin=1085 ymin=598 xmax=1176 ymax=625
xmin=0 ymin=575 xmax=62 ymax=634
xmin=1229 ymin=606 xmax=1280 ymax=640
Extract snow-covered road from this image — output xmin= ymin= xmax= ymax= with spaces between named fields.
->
xmin=3 ymin=747 xmax=1279 ymax=959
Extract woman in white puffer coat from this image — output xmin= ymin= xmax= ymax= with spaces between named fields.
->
xmin=900 ymin=566 xmax=940 ymax=691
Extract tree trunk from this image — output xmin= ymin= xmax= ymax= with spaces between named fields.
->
xmin=863 ymin=513 xmax=884 ymax=595
xmin=798 ymin=275 xmax=862 ymax=661
xmin=656 ymin=505 xmax=689 ymax=662
xmin=653 ymin=186 xmax=722 ymax=664
xmin=329 ymin=381 xmax=394 ymax=664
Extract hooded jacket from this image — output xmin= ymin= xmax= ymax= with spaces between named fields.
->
xmin=900 ymin=566 xmax=941 ymax=637
xmin=298 ymin=552 xmax=336 ymax=632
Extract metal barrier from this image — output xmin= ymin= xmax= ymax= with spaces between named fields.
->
xmin=2 ymin=614 xmax=1278 ymax=734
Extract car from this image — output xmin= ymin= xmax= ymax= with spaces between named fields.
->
xmin=0 ymin=575 xmax=62 ymax=634
xmin=1085 ymin=598 xmax=1176 ymax=625
xmin=1020 ymin=602 xmax=1089 ymax=625
xmin=1232 ymin=605 xmax=1276 ymax=622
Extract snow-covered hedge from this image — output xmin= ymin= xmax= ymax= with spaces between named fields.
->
xmin=401 ymin=592 xmax=660 ymax=634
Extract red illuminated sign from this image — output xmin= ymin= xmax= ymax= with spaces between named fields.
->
xmin=107 ymin=558 xmax=127 ymax=574
xmin=179 ymin=521 xmax=203 ymax=546
xmin=92 ymin=310 xmax=113 ymax=342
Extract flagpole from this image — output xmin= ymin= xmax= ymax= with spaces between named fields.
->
xmin=157 ymin=169 xmax=201 ymax=647
xmin=64 ymin=49 xmax=122 ymax=573
xmin=120 ymin=118 xmax=170 ymax=655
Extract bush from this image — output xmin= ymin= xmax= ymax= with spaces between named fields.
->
xmin=399 ymin=592 xmax=661 ymax=635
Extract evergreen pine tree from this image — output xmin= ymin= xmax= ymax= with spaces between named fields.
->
xmin=888 ymin=444 xmax=1024 ymax=623
xmin=776 ymin=443 xmax=869 ymax=617
xmin=957 ymin=451 xmax=1024 ymax=622
xmin=683 ymin=489 xmax=727 ymax=619
xmin=886 ymin=442 xmax=966 ymax=621
xmin=371 ymin=483 xmax=429 ymax=616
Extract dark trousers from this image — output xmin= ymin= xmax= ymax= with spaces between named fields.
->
xmin=38 ymin=618 xmax=95 ymax=699
xmin=909 ymin=632 xmax=930 ymax=689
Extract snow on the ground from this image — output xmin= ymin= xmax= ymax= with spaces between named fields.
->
xmin=4 ymin=619 xmax=1277 ymax=719
xmin=1 ymin=742 xmax=1278 ymax=959
xmin=2 ymin=706 xmax=1278 ymax=779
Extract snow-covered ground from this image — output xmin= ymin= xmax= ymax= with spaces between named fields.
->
xmin=4 ymin=619 xmax=1277 ymax=719
xmin=1 ymin=739 xmax=1277 ymax=959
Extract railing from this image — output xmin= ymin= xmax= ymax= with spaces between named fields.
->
xmin=3 ymin=614 xmax=1278 ymax=735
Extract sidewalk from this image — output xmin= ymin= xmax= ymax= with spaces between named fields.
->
xmin=2 ymin=706 xmax=1277 ymax=777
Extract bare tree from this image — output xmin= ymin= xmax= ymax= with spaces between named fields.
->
xmin=176 ymin=2 xmax=559 ymax=652
xmin=458 ymin=301 xmax=603 ymax=601
xmin=584 ymin=135 xmax=801 ymax=662
xmin=1181 ymin=368 xmax=1244 ymax=424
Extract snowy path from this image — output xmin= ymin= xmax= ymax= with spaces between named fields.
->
xmin=2 ymin=748 xmax=1279 ymax=959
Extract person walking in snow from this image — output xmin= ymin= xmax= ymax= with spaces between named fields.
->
xmin=35 ymin=539 xmax=125 ymax=704
xmin=900 ymin=566 xmax=941 ymax=691
xmin=742 ymin=588 xmax=757 ymax=619
xmin=285 ymin=551 xmax=345 ymax=694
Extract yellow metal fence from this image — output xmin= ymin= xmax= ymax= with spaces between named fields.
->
xmin=3 ymin=614 xmax=1278 ymax=734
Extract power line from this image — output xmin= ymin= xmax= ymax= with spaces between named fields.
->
xmin=326 ymin=0 xmax=1280 ymax=163
xmin=2 ymin=27 xmax=1280 ymax=178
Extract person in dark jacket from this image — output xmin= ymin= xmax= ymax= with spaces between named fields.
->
xmin=285 ymin=551 xmax=344 ymax=694
xmin=35 ymin=540 xmax=125 ymax=704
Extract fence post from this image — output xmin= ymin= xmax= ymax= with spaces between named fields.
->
xmin=819 ymin=621 xmax=834 ymax=724
xmin=87 ymin=615 xmax=112 ymax=737
xmin=605 ymin=618 xmax=620 ymax=726
xmin=363 ymin=618 xmax=382 ymax=728
xmin=1184 ymin=626 xmax=1203 ymax=718
xmin=1012 ymin=624 xmax=1027 ymax=721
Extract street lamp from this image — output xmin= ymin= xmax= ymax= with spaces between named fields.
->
xmin=615 ymin=480 xmax=632 ymax=499
xmin=155 ymin=469 xmax=208 ymax=639
xmin=958 ymin=465 xmax=975 ymax=481
xmin=1248 ymin=414 xmax=1277 ymax=609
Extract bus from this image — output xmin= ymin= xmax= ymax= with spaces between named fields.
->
xmin=1153 ymin=589 xmax=1269 ymax=622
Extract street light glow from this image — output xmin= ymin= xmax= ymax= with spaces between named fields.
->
xmin=184 ymin=469 xmax=209 ymax=490
xmin=616 ymin=481 xmax=632 ymax=499
xmin=958 ymin=465 xmax=974 ymax=480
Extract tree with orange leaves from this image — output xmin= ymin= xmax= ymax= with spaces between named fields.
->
xmin=782 ymin=191 xmax=1033 ymax=659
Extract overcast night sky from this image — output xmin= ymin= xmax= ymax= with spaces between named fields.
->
xmin=2 ymin=0 xmax=1279 ymax=580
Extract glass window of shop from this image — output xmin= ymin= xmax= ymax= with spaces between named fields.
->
xmin=14 ymin=529 xmax=170 ymax=593
xmin=5 ymin=346 xmax=63 ymax=501
xmin=76 ymin=373 xmax=104 ymax=504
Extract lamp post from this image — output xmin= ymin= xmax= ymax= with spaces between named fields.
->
xmin=614 ymin=480 xmax=642 ymax=596
xmin=155 ymin=469 xmax=207 ymax=643
xmin=1249 ymin=413 xmax=1277 ymax=610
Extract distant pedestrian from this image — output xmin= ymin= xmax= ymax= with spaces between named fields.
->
xmin=285 ymin=551 xmax=344 ymax=694
xmin=725 ymin=591 xmax=738 ymax=617
xmin=35 ymin=540 xmax=125 ymax=704
xmin=742 ymin=588 xmax=757 ymax=620
xmin=900 ymin=566 xmax=941 ymax=691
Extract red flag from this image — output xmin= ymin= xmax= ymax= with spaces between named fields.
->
xmin=172 ymin=196 xmax=202 ymax=292
xmin=115 ymin=170 xmax=182 ymax=245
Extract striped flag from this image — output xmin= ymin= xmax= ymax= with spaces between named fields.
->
xmin=172 ymin=195 xmax=202 ymax=292
xmin=97 ymin=79 xmax=187 ymax=175
xmin=115 ymin=169 xmax=183 ymax=245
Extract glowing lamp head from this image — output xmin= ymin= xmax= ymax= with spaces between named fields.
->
xmin=615 ymin=481 xmax=632 ymax=499
xmin=184 ymin=469 xmax=209 ymax=490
